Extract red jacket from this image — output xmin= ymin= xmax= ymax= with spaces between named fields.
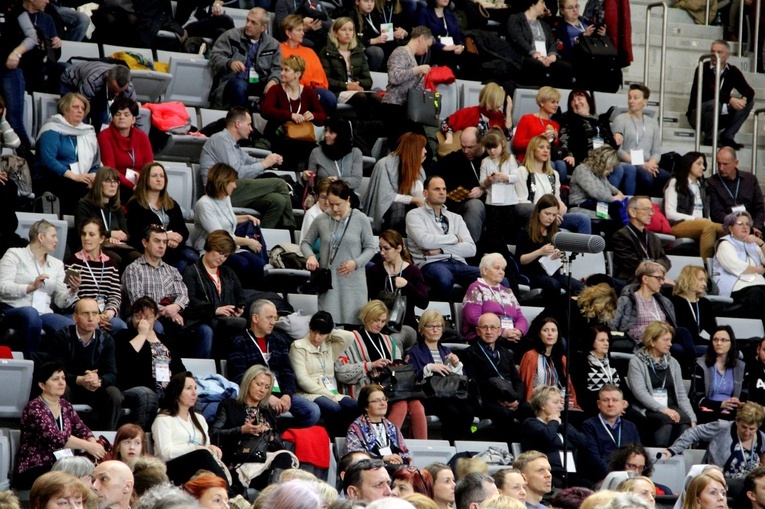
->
xmin=97 ymin=125 xmax=154 ymax=188
xmin=512 ymin=114 xmax=560 ymax=163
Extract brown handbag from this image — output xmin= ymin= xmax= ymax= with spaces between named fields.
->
xmin=284 ymin=121 xmax=316 ymax=142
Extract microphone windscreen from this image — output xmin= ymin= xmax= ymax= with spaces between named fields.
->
xmin=552 ymin=232 xmax=606 ymax=254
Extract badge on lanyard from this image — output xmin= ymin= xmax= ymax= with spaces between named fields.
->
xmin=596 ymin=201 xmax=610 ymax=219
xmin=53 ymin=449 xmax=74 ymax=460
xmin=96 ymin=295 xmax=106 ymax=313
xmin=155 ymin=360 xmax=171 ymax=383
xmin=630 ymin=149 xmax=645 ymax=166
xmin=652 ymin=388 xmax=668 ymax=407
xmin=500 ymin=316 xmax=514 ymax=330
xmin=592 ymin=136 xmax=604 ymax=149
xmin=378 ymin=446 xmax=393 ymax=456
xmin=321 ymin=376 xmax=338 ymax=395
xmin=249 ymin=68 xmax=260 ymax=84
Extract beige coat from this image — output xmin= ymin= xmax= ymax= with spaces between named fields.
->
xmin=289 ymin=329 xmax=356 ymax=401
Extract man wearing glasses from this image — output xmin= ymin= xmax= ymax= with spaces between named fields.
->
xmin=459 ymin=313 xmax=525 ymax=439
xmin=611 ymin=195 xmax=672 ymax=286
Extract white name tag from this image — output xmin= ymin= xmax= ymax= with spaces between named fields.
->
xmin=652 ymin=388 xmax=668 ymax=408
xmin=32 ymin=290 xmax=47 ymax=312
xmin=559 ymin=451 xmax=576 ymax=472
xmin=378 ymin=446 xmax=392 ymax=456
xmin=630 ymin=149 xmax=645 ymax=166
xmin=53 ymin=449 xmax=74 ymax=460
xmin=381 ymin=23 xmax=394 ymax=39
xmin=732 ymin=204 xmax=747 ymax=214
xmin=321 ymin=376 xmax=338 ymax=395
xmin=534 ymin=40 xmax=547 ymax=56
xmin=69 ymin=162 xmax=81 ymax=174
xmin=125 ymin=168 xmax=138 ymax=185
xmin=439 ymin=35 xmax=454 ymax=46
xmin=592 ymin=136 xmax=604 ymax=149
xmin=500 ymin=316 xmax=514 ymax=330
xmin=596 ymin=201 xmax=610 ymax=219
xmin=155 ymin=360 xmax=171 ymax=383
xmin=490 ymin=182 xmax=505 ymax=204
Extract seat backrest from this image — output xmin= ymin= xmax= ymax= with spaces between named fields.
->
xmin=415 ymin=301 xmax=452 ymax=319
xmin=370 ymin=71 xmax=388 ymax=91
xmin=716 ymin=317 xmax=765 ymax=339
xmin=570 ymin=252 xmax=608 ymax=281
xmin=666 ymin=255 xmax=704 ymax=282
xmin=0 ymin=359 xmax=34 ymax=418
xmin=512 ymin=88 xmax=541 ymax=127
xmin=261 ymin=228 xmax=292 ymax=248
xmin=437 ymin=82 xmax=459 ymax=119
xmin=59 ymin=40 xmax=101 ymax=63
xmin=102 ymin=45 xmax=154 ymax=63
xmin=164 ymin=57 xmax=213 ymax=107
xmin=521 ymin=306 xmax=546 ymax=324
xmin=286 ymin=293 xmax=319 ymax=315
xmin=34 ymin=92 xmax=61 ymax=139
xmin=645 ymin=447 xmax=685 ymax=495
xmin=161 ymin=162 xmax=194 ymax=220
xmin=200 ymin=108 xmax=228 ymax=129
xmin=405 ymin=440 xmax=456 ymax=469
xmin=130 ymin=70 xmax=173 ymax=103
xmin=24 ymin=93 xmax=34 ymax=143
xmin=182 ymin=358 xmax=217 ymax=377
xmin=458 ymin=79 xmax=484 ymax=109
xmin=453 ymin=440 xmax=509 ymax=454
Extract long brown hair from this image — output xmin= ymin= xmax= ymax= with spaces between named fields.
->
xmin=380 ymin=229 xmax=412 ymax=263
xmin=529 ymin=193 xmax=559 ymax=243
xmin=85 ymin=166 xmax=121 ymax=211
xmin=130 ymin=161 xmax=176 ymax=210
xmin=393 ymin=133 xmax=426 ymax=195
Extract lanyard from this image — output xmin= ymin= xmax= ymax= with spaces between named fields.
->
xmin=687 ymin=299 xmax=700 ymax=330
xmin=83 ymin=259 xmax=105 ymax=295
xmin=598 ymin=414 xmax=621 ymax=446
xmin=127 ymin=148 xmax=135 ymax=168
xmin=365 ymin=331 xmax=390 ymax=360
xmin=69 ymin=136 xmax=78 ymax=158
xmin=712 ymin=367 xmax=729 ymax=395
xmin=723 ymin=176 xmax=741 ymax=204
xmin=649 ymin=358 xmax=668 ymax=389
xmin=372 ymin=421 xmax=389 ymax=447
xmin=32 ymin=253 xmax=46 ymax=287
xmin=468 ymin=160 xmax=479 ymax=182
xmin=364 ymin=14 xmax=380 ymax=34
xmin=441 ymin=15 xmax=448 ymax=34
xmin=650 ymin=299 xmax=662 ymax=321
xmin=739 ymin=433 xmax=758 ymax=468
xmin=631 ymin=116 xmax=646 ymax=145
xmin=288 ymin=94 xmax=303 ymax=114
xmin=334 ymin=155 xmax=345 ymax=178
xmin=100 ymin=209 xmax=111 ymax=231
xmin=479 ymin=343 xmax=503 ymax=379
xmin=317 ymin=344 xmax=327 ymax=373
xmin=486 ymin=283 xmax=507 ymax=317
xmin=150 ymin=203 xmax=169 ymax=228
xmin=246 ymin=329 xmax=270 ymax=367
xmin=177 ymin=415 xmax=201 ymax=445
xmin=626 ymin=226 xmax=650 ymax=259
xmin=383 ymin=5 xmax=393 ymax=23
xmin=542 ymin=355 xmax=561 ymax=388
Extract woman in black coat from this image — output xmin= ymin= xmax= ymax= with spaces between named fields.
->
xmin=182 ymin=230 xmax=246 ymax=357
xmin=210 ymin=365 xmax=296 ymax=489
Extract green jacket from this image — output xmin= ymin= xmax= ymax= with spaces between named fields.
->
xmin=319 ymin=41 xmax=372 ymax=94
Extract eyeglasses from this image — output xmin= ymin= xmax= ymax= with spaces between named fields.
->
xmin=734 ymin=221 xmax=752 ymax=227
xmin=646 ymin=275 xmax=665 ymax=282
xmin=103 ymin=178 xmax=120 ymax=184
xmin=423 ymin=324 xmax=443 ymax=330
xmin=477 ymin=325 xmax=500 ymax=331
xmin=147 ymin=224 xmax=167 ymax=232
xmin=712 ymin=337 xmax=731 ymax=343
xmin=624 ymin=462 xmax=645 ymax=472
xmin=633 ymin=207 xmax=655 ymax=214
xmin=369 ymin=397 xmax=388 ymax=404
xmin=563 ymin=4 xmax=579 ymax=9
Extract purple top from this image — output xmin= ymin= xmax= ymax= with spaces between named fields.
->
xmin=461 ymin=278 xmax=528 ymax=341
xmin=16 ymin=397 xmax=93 ymax=475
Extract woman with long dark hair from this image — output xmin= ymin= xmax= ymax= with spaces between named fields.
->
xmin=126 ymin=162 xmax=197 ymax=272
xmin=516 ymin=194 xmax=583 ymax=300
xmin=151 ymin=372 xmax=227 ymax=485
xmin=362 ymin=132 xmax=427 ymax=235
xmin=691 ymin=325 xmax=746 ymax=423
xmin=663 ymin=151 xmax=724 ymax=259
xmin=519 ymin=317 xmax=580 ymax=409
xmin=570 ymin=325 xmax=621 ymax=415
xmin=307 ymin=118 xmax=363 ymax=195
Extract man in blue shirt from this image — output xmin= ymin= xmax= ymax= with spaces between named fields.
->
xmin=581 ymin=384 xmax=641 ymax=481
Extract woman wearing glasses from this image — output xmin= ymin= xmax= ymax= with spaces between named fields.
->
xmin=690 ymin=325 xmax=746 ymax=424
xmin=627 ymin=321 xmax=696 ymax=447
xmin=712 ymin=211 xmax=765 ymax=330
xmin=75 ymin=166 xmax=140 ymax=271
xmin=345 ymin=383 xmax=411 ymax=465
xmin=407 ymin=310 xmax=475 ymax=442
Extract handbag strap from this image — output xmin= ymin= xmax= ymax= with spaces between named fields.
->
xmin=328 ymin=210 xmax=353 ymax=265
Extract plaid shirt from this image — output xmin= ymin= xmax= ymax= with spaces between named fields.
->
xmin=123 ymin=257 xmax=189 ymax=310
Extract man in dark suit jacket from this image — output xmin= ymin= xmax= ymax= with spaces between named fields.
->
xmin=611 ymin=195 xmax=671 ymax=285
xmin=458 ymin=313 xmax=525 ymax=437
xmin=581 ymin=385 xmax=641 ymax=481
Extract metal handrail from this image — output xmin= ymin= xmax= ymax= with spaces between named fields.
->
xmin=738 ymin=0 xmax=746 ymax=56
xmin=751 ymin=109 xmax=765 ymax=176
xmin=643 ymin=2 xmax=668 ymax=139
xmin=755 ymin=0 xmax=762 ymax=71
xmin=706 ymin=0 xmax=711 ymax=24
xmin=695 ymin=54 xmax=722 ymax=173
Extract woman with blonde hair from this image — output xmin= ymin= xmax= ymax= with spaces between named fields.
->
xmin=670 ymin=265 xmax=716 ymax=349
xmin=439 ymin=82 xmax=513 ymax=155
xmin=681 ymin=473 xmax=727 ymax=509
xmin=627 ymin=322 xmax=697 ymax=446
xmin=512 ymin=87 xmax=568 ymax=184
xmin=336 ymin=299 xmax=427 ymax=438
xmin=481 ymin=494 xmax=526 ymax=509
xmin=568 ymin=146 xmax=627 ymax=220
xmin=616 ymin=477 xmax=656 ymax=509
xmin=362 ymin=132 xmax=427 ymax=234
xmin=406 ymin=493 xmax=439 ymax=509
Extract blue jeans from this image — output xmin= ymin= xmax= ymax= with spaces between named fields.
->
xmin=288 ymin=395 xmax=321 ymax=428
xmin=166 ymin=246 xmax=199 ymax=274
xmin=224 ymin=250 xmax=265 ymax=288
xmin=608 ymin=163 xmax=637 ymax=195
xmin=421 ymin=259 xmax=481 ymax=301
xmin=635 ymin=165 xmax=671 ymax=197
xmin=314 ymin=87 xmax=337 ymax=114
xmin=0 ymin=68 xmax=30 ymax=147
xmin=0 ymin=304 xmax=74 ymax=355
xmin=50 ymin=4 xmax=89 ymax=41
xmin=553 ymin=159 xmax=568 ymax=185
xmin=222 ymin=77 xmax=266 ymax=108
xmin=560 ymin=213 xmax=591 ymax=234
xmin=314 ymin=395 xmax=358 ymax=436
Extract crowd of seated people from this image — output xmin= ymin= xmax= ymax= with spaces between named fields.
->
xmin=9 ymin=0 xmax=765 ymax=505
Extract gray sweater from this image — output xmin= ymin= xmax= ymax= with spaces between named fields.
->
xmin=405 ymin=204 xmax=476 ymax=267
xmin=568 ymin=164 xmax=620 ymax=207
xmin=627 ymin=354 xmax=697 ymax=421
xmin=307 ymin=147 xmax=363 ymax=191
xmin=612 ymin=112 xmax=662 ymax=163
xmin=199 ymin=130 xmax=267 ymax=184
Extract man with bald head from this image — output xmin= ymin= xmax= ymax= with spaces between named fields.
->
xmin=708 ymin=146 xmax=765 ymax=234
xmin=458 ymin=313 xmax=525 ymax=438
xmin=92 ymin=460 xmax=134 ymax=509
xmin=433 ymin=126 xmax=487 ymax=242
xmin=39 ymin=298 xmax=122 ymax=430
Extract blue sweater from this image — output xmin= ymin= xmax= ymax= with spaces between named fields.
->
xmin=34 ymin=130 xmax=99 ymax=178
xmin=416 ymin=8 xmax=463 ymax=50
xmin=581 ymin=414 xmax=641 ymax=480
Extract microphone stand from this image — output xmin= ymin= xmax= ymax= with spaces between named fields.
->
xmin=560 ymin=251 xmax=579 ymax=488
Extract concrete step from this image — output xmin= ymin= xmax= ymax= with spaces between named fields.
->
xmin=632 ymin=19 xmax=724 ymax=40
xmin=631 ymin=5 xmax=695 ymax=23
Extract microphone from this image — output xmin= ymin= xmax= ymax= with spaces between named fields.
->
xmin=552 ymin=232 xmax=606 ymax=254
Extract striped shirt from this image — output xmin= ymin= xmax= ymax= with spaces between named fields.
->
xmin=65 ymin=250 xmax=122 ymax=315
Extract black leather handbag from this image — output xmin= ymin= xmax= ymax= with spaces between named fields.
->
xmin=407 ymin=88 xmax=442 ymax=127
xmin=422 ymin=373 xmax=470 ymax=400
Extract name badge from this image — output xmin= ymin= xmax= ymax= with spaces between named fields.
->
xmin=32 ymin=289 xmax=47 ymax=312
xmin=96 ymin=295 xmax=106 ymax=313
xmin=630 ymin=149 xmax=645 ymax=166
xmin=439 ymin=35 xmax=454 ymax=46
xmin=592 ymin=136 xmax=604 ymax=149
xmin=125 ymin=168 xmax=138 ymax=185
xmin=381 ymin=23 xmax=394 ymax=39
xmin=53 ymin=449 xmax=74 ymax=460
xmin=732 ymin=205 xmax=747 ymax=214
xmin=249 ymin=68 xmax=259 ymax=84
xmin=652 ymin=388 xmax=668 ymax=408
xmin=596 ymin=201 xmax=610 ymax=219
xmin=559 ymin=451 xmax=576 ymax=472
xmin=500 ymin=316 xmax=514 ymax=330
xmin=490 ymin=182 xmax=506 ymax=204
xmin=272 ymin=376 xmax=280 ymax=393
xmin=534 ymin=40 xmax=547 ymax=56
xmin=155 ymin=360 xmax=171 ymax=383
xmin=378 ymin=446 xmax=393 ymax=457
xmin=321 ymin=376 xmax=338 ymax=395
xmin=69 ymin=162 xmax=81 ymax=174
